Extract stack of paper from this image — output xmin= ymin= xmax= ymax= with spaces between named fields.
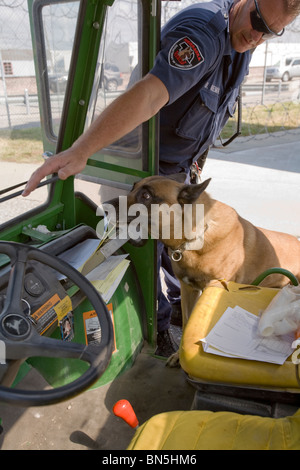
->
xmin=200 ymin=306 xmax=294 ymax=365
xmin=56 ymin=224 xmax=130 ymax=303
xmin=86 ymin=254 xmax=130 ymax=303
xmin=58 ymin=239 xmax=101 ymax=278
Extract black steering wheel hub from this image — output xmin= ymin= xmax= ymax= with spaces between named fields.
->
xmin=2 ymin=313 xmax=31 ymax=339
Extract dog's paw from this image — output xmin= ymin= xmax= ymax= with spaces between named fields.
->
xmin=166 ymin=351 xmax=180 ymax=368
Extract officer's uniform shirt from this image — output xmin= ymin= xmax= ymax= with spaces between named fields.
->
xmin=150 ymin=0 xmax=251 ymax=175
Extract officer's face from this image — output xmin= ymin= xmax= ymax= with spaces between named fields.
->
xmin=229 ymin=0 xmax=294 ymax=53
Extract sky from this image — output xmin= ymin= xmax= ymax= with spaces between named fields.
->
xmin=0 ymin=0 xmax=80 ymax=50
xmin=1 ymin=0 xmax=300 ymax=51
xmin=0 ymin=0 xmax=141 ymax=50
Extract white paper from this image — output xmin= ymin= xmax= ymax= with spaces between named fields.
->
xmin=86 ymin=254 xmax=130 ymax=303
xmin=54 ymin=239 xmax=130 ymax=303
xmin=258 ymin=284 xmax=300 ymax=337
xmin=57 ymin=239 xmax=101 ymax=279
xmin=200 ymin=306 xmax=294 ymax=365
xmin=85 ymin=254 xmax=129 ymax=282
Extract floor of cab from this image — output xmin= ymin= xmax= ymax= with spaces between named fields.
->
xmin=0 ymin=345 xmax=195 ymax=450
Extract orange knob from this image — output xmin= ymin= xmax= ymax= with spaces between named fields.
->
xmin=113 ymin=399 xmax=139 ymax=428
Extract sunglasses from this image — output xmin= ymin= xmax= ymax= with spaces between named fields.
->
xmin=250 ymin=0 xmax=285 ymax=39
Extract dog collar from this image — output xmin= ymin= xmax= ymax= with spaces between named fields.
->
xmin=169 ymin=224 xmax=208 ymax=262
xmin=171 ymin=249 xmax=184 ymax=262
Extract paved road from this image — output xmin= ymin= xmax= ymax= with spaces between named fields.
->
xmin=204 ymin=131 xmax=300 ymax=236
xmin=0 ymin=161 xmax=45 ymax=225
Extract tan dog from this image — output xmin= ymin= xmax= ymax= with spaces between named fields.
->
xmin=126 ymin=175 xmax=300 ymax=364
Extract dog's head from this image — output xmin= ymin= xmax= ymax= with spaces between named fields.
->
xmin=100 ymin=175 xmax=211 ymax=247
xmin=127 ymin=174 xmax=211 ymax=205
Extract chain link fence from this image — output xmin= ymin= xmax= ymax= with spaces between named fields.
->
xmin=0 ymin=0 xmax=300 ymax=143
xmin=0 ymin=1 xmax=38 ymax=129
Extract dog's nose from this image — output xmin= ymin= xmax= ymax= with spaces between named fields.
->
xmin=102 ymin=197 xmax=120 ymax=210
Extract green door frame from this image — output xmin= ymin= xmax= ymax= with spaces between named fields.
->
xmin=24 ymin=0 xmax=161 ymax=345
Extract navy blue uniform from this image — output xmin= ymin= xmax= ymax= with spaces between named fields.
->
xmin=151 ymin=0 xmax=252 ymax=334
xmin=151 ymin=0 xmax=251 ymax=175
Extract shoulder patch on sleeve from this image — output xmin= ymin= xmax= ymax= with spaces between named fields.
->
xmin=168 ymin=37 xmax=204 ymax=70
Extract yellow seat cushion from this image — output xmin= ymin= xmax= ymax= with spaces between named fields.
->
xmin=128 ymin=409 xmax=300 ymax=450
xmin=179 ymin=281 xmax=300 ymax=390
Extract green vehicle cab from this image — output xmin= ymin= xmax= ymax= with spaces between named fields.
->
xmin=0 ymin=0 xmax=300 ymax=451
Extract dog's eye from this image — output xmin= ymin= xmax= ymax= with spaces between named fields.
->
xmin=141 ymin=191 xmax=151 ymax=200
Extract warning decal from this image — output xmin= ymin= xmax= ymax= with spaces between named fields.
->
xmin=31 ymin=294 xmax=61 ymax=335
xmin=83 ymin=303 xmax=116 ymax=352
xmin=54 ymin=295 xmax=73 ymax=321
xmin=83 ymin=310 xmax=102 ymax=346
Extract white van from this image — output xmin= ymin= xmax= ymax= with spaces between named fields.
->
xmin=266 ymin=57 xmax=300 ymax=82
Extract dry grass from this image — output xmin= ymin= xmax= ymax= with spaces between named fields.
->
xmin=1 ymin=101 xmax=299 ymax=162
xmin=0 ymin=128 xmax=44 ymax=163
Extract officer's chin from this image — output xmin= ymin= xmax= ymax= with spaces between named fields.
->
xmin=231 ymin=33 xmax=257 ymax=54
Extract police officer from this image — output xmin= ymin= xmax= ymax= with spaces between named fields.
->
xmin=154 ymin=0 xmax=254 ymax=355
xmin=23 ymin=0 xmax=300 ymax=356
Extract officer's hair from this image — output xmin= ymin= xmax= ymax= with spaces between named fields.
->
xmin=283 ymin=0 xmax=300 ymax=15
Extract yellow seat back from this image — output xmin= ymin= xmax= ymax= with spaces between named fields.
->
xmin=128 ymin=409 xmax=300 ymax=450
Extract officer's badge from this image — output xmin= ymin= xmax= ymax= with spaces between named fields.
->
xmin=168 ymin=37 xmax=204 ymax=70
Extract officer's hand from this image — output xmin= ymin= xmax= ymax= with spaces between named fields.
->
xmin=22 ymin=148 xmax=87 ymax=196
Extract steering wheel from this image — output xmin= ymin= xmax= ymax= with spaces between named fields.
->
xmin=0 ymin=241 xmax=114 ymax=406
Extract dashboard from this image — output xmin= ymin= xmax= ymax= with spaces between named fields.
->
xmin=0 ymin=225 xmax=98 ymax=342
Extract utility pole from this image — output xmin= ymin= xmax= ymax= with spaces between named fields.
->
xmin=0 ymin=51 xmax=12 ymax=128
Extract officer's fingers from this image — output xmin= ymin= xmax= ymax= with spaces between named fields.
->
xmin=22 ymin=168 xmax=50 ymax=196
xmin=22 ymin=150 xmax=87 ymax=196
xmin=57 ymin=157 xmax=87 ymax=181
xmin=22 ymin=157 xmax=63 ymax=196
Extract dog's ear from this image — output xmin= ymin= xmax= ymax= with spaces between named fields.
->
xmin=167 ymin=173 xmax=187 ymax=184
xmin=177 ymin=178 xmax=211 ymax=204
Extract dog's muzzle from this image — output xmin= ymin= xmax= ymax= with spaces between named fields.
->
xmin=100 ymin=196 xmax=148 ymax=247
